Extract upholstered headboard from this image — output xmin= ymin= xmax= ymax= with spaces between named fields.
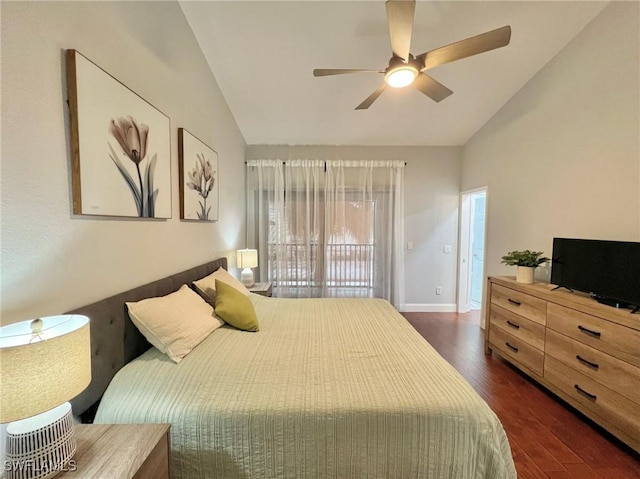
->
xmin=67 ymin=258 xmax=228 ymax=418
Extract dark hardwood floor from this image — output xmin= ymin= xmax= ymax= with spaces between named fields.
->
xmin=402 ymin=311 xmax=640 ymax=479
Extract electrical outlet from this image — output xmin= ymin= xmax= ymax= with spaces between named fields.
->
xmin=436 ymin=286 xmax=443 ymax=295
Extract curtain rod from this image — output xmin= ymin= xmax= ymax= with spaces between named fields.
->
xmin=244 ymin=161 xmax=407 ymax=165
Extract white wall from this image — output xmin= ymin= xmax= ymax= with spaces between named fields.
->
xmin=246 ymin=145 xmax=462 ymax=310
xmin=461 ymin=2 xmax=640 ymax=282
xmin=1 ymin=1 xmax=247 ymax=324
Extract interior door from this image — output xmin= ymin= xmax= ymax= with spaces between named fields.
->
xmin=470 ymin=194 xmax=486 ymax=308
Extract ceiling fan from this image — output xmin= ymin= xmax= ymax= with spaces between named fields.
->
xmin=313 ymin=0 xmax=511 ymax=110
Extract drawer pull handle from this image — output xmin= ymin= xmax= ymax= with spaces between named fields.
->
xmin=576 ymin=355 xmax=599 ymax=369
xmin=505 ymin=342 xmax=519 ymax=353
xmin=506 ymin=320 xmax=520 ymax=330
xmin=578 ymin=325 xmax=601 ymax=338
xmin=574 ymin=384 xmax=597 ymax=401
xmin=507 ymin=298 xmax=521 ymax=306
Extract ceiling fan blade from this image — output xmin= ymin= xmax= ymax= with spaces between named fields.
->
xmin=385 ymin=0 xmax=415 ymax=61
xmin=413 ymin=73 xmax=453 ymax=103
xmin=313 ymin=69 xmax=381 ymax=77
xmin=355 ymin=84 xmax=386 ymax=110
xmin=416 ymin=25 xmax=511 ymax=71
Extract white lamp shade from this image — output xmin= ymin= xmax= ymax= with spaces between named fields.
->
xmin=0 ymin=315 xmax=91 ymax=423
xmin=385 ymin=67 xmax=417 ymax=88
xmin=237 ymin=249 xmax=258 ymax=269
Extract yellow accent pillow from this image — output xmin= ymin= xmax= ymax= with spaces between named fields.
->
xmin=193 ymin=267 xmax=250 ymax=305
xmin=214 ymin=279 xmax=259 ymax=332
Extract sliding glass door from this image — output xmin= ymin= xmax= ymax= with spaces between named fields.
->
xmin=246 ymin=159 xmax=404 ymax=307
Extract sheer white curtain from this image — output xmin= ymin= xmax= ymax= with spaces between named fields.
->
xmin=246 ymin=159 xmax=404 ymax=308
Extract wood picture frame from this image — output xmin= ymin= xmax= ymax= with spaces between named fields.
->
xmin=178 ymin=128 xmax=219 ymax=221
xmin=66 ymin=49 xmax=171 ymax=218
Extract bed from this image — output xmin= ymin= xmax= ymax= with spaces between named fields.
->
xmin=68 ymin=258 xmax=516 ymax=478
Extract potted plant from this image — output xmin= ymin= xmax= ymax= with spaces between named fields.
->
xmin=501 ymin=250 xmax=550 ymax=284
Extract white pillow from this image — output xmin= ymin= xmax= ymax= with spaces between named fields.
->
xmin=193 ymin=267 xmax=251 ymax=305
xmin=126 ymin=284 xmax=223 ymax=363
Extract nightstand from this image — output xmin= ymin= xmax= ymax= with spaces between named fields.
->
xmin=58 ymin=424 xmax=170 ymax=478
xmin=248 ymin=281 xmax=272 ymax=297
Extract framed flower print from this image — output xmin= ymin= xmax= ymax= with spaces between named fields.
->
xmin=66 ymin=49 xmax=171 ymax=218
xmin=178 ymin=128 xmax=219 ymax=221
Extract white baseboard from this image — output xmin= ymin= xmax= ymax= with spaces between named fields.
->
xmin=401 ymin=303 xmax=457 ymax=313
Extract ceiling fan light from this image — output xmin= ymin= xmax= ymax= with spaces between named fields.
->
xmin=385 ymin=66 xmax=417 ymax=88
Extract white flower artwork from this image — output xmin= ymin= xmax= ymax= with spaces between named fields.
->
xmin=66 ymin=49 xmax=171 ymax=219
xmin=178 ymin=128 xmax=219 ymax=221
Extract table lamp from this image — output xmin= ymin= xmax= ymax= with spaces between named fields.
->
xmin=236 ymin=249 xmax=258 ymax=287
xmin=0 ymin=315 xmax=91 ymax=479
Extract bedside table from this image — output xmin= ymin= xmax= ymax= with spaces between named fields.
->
xmin=248 ymin=282 xmax=272 ymax=297
xmin=58 ymin=424 xmax=170 ymax=478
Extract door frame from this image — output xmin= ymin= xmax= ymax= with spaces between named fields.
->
xmin=457 ymin=187 xmax=488 ymax=317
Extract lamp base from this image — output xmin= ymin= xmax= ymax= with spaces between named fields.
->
xmin=240 ymin=268 xmax=255 ymax=288
xmin=5 ymin=402 xmax=76 ymax=479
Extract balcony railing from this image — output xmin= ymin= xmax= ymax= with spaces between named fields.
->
xmin=267 ymin=243 xmax=374 ymax=290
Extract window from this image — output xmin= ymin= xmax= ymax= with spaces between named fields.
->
xmin=246 ymin=159 xmax=404 ymax=307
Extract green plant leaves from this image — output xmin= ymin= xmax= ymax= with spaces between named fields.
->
xmin=501 ymin=250 xmax=550 ymax=267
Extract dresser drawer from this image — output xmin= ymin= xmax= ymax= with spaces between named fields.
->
xmin=490 ymin=324 xmax=544 ymax=376
xmin=546 ymin=329 xmax=640 ymax=404
xmin=490 ymin=304 xmax=545 ymax=350
xmin=544 ymin=356 xmax=640 ymax=444
xmin=547 ymin=303 xmax=640 ymax=367
xmin=491 ymin=284 xmax=547 ymax=325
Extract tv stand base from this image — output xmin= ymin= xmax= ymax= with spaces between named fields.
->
xmin=551 ymin=285 xmax=573 ymax=292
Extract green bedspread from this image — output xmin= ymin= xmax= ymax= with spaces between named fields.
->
xmin=95 ymin=295 xmax=516 ymax=478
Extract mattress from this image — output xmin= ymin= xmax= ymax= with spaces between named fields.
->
xmin=95 ymin=295 xmax=516 ymax=478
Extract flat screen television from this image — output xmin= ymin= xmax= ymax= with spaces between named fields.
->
xmin=550 ymin=238 xmax=640 ymax=311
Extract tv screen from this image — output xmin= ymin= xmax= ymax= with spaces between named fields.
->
xmin=550 ymin=238 xmax=640 ymax=309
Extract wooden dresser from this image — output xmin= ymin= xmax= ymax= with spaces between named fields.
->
xmin=485 ymin=276 xmax=640 ymax=451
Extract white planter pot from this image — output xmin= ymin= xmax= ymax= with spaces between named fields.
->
xmin=516 ymin=266 xmax=535 ymax=284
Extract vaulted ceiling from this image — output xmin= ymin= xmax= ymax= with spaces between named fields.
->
xmin=180 ymin=1 xmax=607 ymax=146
